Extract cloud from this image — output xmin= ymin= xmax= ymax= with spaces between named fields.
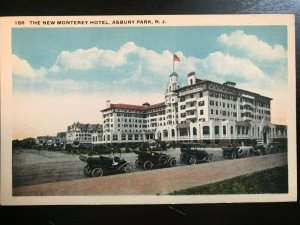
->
xmin=12 ymin=54 xmax=46 ymax=77
xmin=218 ymin=30 xmax=287 ymax=62
xmin=199 ymin=51 xmax=265 ymax=81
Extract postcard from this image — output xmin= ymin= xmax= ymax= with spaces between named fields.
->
xmin=0 ymin=15 xmax=296 ymax=205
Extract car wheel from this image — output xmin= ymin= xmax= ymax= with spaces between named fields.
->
xmin=123 ymin=164 xmax=134 ymax=173
xmin=92 ymin=168 xmax=103 ymax=177
xmin=168 ymin=158 xmax=176 ymax=167
xmin=143 ymin=160 xmax=153 ymax=170
xmin=83 ymin=165 xmax=92 ymax=177
xmin=231 ymin=152 xmax=237 ymax=159
xmin=189 ymin=156 xmax=197 ymax=165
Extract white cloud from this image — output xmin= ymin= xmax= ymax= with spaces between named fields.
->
xmin=218 ymin=30 xmax=287 ymax=62
xmin=200 ymin=51 xmax=265 ymax=81
xmin=12 ymin=54 xmax=46 ymax=77
xmin=53 ymin=42 xmax=141 ymax=71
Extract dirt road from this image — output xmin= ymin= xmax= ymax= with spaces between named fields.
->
xmin=13 ymin=148 xmax=223 ymax=187
xmin=13 ymin=152 xmax=287 ymax=196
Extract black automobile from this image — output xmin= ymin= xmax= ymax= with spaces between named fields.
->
xmin=180 ymin=143 xmax=213 ymax=165
xmin=79 ymin=154 xmax=134 ymax=177
xmin=134 ymin=150 xmax=176 ymax=170
xmin=222 ymin=146 xmax=249 ymax=159
xmin=265 ymin=142 xmax=287 ymax=154
xmin=250 ymin=145 xmax=265 ymax=156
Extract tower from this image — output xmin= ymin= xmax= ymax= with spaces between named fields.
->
xmin=165 ymin=72 xmax=180 ymax=125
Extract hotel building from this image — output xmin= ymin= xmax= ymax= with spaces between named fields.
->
xmin=66 ymin=122 xmax=103 ymax=144
xmin=95 ymin=72 xmax=287 ymax=146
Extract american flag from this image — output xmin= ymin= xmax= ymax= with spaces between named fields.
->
xmin=173 ymin=54 xmax=180 ymax=62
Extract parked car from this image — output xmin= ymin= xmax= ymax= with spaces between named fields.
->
xmin=134 ymin=150 xmax=176 ymax=170
xmin=250 ymin=145 xmax=265 ymax=156
xmin=180 ymin=143 xmax=213 ymax=164
xmin=265 ymin=142 xmax=287 ymax=154
xmin=79 ymin=154 xmax=134 ymax=177
xmin=222 ymin=146 xmax=250 ymax=159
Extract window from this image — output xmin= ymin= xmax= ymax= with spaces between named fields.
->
xmin=179 ymin=128 xmax=188 ymax=136
xmin=216 ymin=101 xmax=218 ymax=106
xmin=214 ymin=126 xmax=219 ymax=135
xmin=163 ymin=130 xmax=168 ymax=138
xmin=210 ymin=100 xmax=214 ymax=106
xmin=113 ymin=134 xmax=118 ymax=140
xmin=198 ymin=101 xmax=204 ymax=106
xmin=223 ymin=126 xmax=226 ymax=135
xmin=199 ymin=92 xmax=203 ymax=98
xmin=135 ymin=134 xmax=139 ymax=140
xmin=193 ymin=127 xmax=197 ymax=136
xmin=230 ymin=126 xmax=233 ymax=134
xmin=216 ymin=110 xmax=218 ymax=115
xmin=211 ymin=109 xmax=213 ymax=114
xmin=171 ymin=129 xmax=175 ymax=137
xmin=128 ymin=134 xmax=132 ymax=140
xmin=237 ymin=126 xmax=240 ymax=135
xmin=200 ymin=110 xmax=204 ymax=115
xmin=121 ymin=134 xmax=126 ymax=140
xmin=203 ymin=126 xmax=210 ymax=135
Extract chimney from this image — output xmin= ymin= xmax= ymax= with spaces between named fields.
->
xmin=187 ymin=72 xmax=196 ymax=86
xmin=106 ymin=100 xmax=111 ymax=108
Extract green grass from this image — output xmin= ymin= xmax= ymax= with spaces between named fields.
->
xmin=170 ymin=165 xmax=288 ymax=195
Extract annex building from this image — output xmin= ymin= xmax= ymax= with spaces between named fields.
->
xmin=93 ymin=71 xmax=287 ymax=146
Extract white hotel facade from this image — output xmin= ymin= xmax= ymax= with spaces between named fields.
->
xmin=92 ymin=72 xmax=287 ymax=146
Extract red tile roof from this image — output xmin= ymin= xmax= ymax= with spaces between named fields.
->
xmin=108 ymin=102 xmax=165 ymax=111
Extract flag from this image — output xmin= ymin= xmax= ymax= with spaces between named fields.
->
xmin=173 ymin=54 xmax=180 ymax=62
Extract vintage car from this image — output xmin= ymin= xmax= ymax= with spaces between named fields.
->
xmin=265 ymin=142 xmax=287 ymax=154
xmin=222 ymin=146 xmax=250 ymax=159
xmin=79 ymin=154 xmax=134 ymax=177
xmin=250 ymin=145 xmax=265 ymax=156
xmin=134 ymin=150 xmax=176 ymax=170
xmin=140 ymin=139 xmax=167 ymax=151
xmin=180 ymin=143 xmax=213 ymax=165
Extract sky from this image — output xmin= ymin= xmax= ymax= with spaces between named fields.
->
xmin=12 ymin=26 xmax=288 ymax=139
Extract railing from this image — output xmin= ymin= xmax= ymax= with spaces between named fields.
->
xmin=186 ymin=114 xmax=196 ymax=119
xmin=185 ymin=97 xmax=197 ymax=103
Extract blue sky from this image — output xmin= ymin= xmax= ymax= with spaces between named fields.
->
xmin=12 ymin=26 xmax=287 ymax=94
xmin=12 ymin=26 xmax=288 ymax=138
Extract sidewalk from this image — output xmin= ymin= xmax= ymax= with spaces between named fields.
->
xmin=13 ymin=153 xmax=287 ymax=196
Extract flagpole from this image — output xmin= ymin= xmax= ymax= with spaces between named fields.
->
xmin=173 ymin=57 xmax=174 ymax=72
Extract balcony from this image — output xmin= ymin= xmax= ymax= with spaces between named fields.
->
xmin=186 ymin=105 xmax=196 ymax=111
xmin=186 ymin=114 xmax=196 ymax=119
xmin=185 ymin=97 xmax=197 ymax=103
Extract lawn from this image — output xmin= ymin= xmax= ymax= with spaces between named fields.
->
xmin=171 ymin=165 xmax=288 ymax=195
